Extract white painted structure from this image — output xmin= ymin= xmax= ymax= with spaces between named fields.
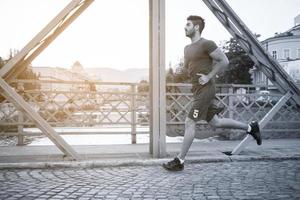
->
xmin=252 ymin=15 xmax=300 ymax=85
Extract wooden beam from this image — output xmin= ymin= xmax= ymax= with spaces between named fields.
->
xmin=231 ymin=92 xmax=292 ymax=155
xmin=3 ymin=0 xmax=95 ymax=81
xmin=203 ymin=0 xmax=300 ymax=155
xmin=0 ymin=77 xmax=81 ymax=160
xmin=0 ymin=0 xmax=86 ymax=79
xmin=149 ymin=0 xmax=166 ymax=158
xmin=0 ymin=0 xmax=94 ymax=160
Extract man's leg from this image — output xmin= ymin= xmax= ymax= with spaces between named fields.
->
xmin=177 ymin=117 xmax=196 ymax=160
xmin=208 ymin=115 xmax=262 ymax=145
xmin=162 ymin=117 xmax=196 ymax=171
xmin=208 ymin=115 xmax=248 ymax=130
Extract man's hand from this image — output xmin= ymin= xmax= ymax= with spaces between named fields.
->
xmin=197 ymin=73 xmax=210 ymax=85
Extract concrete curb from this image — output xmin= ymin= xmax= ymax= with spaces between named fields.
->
xmin=0 ymin=155 xmax=299 ymax=170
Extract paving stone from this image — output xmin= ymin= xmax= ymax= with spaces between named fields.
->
xmin=0 ymin=160 xmax=299 ymax=199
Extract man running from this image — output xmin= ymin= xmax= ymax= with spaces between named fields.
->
xmin=163 ymin=15 xmax=261 ymax=171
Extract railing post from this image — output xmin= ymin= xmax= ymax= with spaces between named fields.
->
xmin=228 ymin=86 xmax=234 ymax=119
xmin=17 ymin=110 xmax=24 ymax=146
xmin=131 ymin=84 xmax=137 ymax=144
xmin=17 ymin=81 xmax=25 ymax=146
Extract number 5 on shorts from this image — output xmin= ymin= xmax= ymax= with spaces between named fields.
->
xmin=193 ymin=109 xmax=199 ymax=118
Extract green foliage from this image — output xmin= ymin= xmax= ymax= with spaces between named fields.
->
xmin=0 ymin=50 xmax=41 ymax=102
xmin=17 ymin=67 xmax=41 ymax=91
xmin=166 ymin=68 xmax=174 ymax=83
xmin=216 ymin=38 xmax=254 ymax=84
xmin=166 ymin=62 xmax=189 ymax=84
xmin=137 ymin=80 xmax=149 ymax=93
xmin=0 ymin=51 xmax=40 ymax=89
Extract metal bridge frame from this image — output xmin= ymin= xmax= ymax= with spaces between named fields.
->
xmin=0 ymin=0 xmax=298 ymax=159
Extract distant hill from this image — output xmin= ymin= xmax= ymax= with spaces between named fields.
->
xmin=85 ymin=68 xmax=149 ymax=83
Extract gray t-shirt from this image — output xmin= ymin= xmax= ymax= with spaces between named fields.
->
xmin=183 ymin=38 xmax=218 ymax=93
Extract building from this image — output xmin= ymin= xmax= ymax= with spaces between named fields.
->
xmin=31 ymin=62 xmax=98 ymax=103
xmin=32 ymin=61 xmax=98 ymax=90
xmin=33 ymin=61 xmax=92 ymax=82
xmin=251 ymin=15 xmax=300 ymax=85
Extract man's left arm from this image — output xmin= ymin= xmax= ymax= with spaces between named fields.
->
xmin=197 ymin=48 xmax=229 ymax=85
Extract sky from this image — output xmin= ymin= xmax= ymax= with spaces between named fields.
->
xmin=0 ymin=0 xmax=299 ymax=70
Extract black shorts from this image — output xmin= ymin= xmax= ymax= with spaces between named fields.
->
xmin=188 ymin=98 xmax=224 ymax=122
xmin=188 ymin=83 xmax=222 ymax=122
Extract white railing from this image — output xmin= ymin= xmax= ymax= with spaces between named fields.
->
xmin=0 ymin=80 xmax=299 ymax=144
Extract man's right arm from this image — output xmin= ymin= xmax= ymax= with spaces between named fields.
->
xmin=197 ymin=48 xmax=229 ymax=85
xmin=207 ymin=48 xmax=229 ymax=80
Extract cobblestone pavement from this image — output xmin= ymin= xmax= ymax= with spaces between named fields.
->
xmin=0 ymin=160 xmax=299 ymax=200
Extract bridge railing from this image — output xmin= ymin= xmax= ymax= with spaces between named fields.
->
xmin=0 ymin=80 xmax=299 ymax=145
xmin=166 ymin=83 xmax=299 ymax=139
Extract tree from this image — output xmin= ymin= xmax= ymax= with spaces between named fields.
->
xmin=173 ymin=63 xmax=189 ymax=83
xmin=166 ymin=67 xmax=175 ymax=83
xmin=216 ymin=37 xmax=254 ymax=84
xmin=166 ymin=61 xmax=189 ymax=83
xmin=16 ymin=66 xmax=41 ymax=91
xmin=137 ymin=80 xmax=149 ymax=93
xmin=0 ymin=50 xmax=41 ymax=102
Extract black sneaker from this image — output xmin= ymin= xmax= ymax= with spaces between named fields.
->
xmin=162 ymin=157 xmax=184 ymax=171
xmin=247 ymin=121 xmax=262 ymax=145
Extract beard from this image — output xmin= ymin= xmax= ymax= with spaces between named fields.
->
xmin=185 ymin=30 xmax=195 ymax=38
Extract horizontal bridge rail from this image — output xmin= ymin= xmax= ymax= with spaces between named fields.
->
xmin=1 ymin=79 xmax=299 ymax=144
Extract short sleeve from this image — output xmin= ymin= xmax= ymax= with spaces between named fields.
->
xmin=204 ymin=40 xmax=218 ymax=54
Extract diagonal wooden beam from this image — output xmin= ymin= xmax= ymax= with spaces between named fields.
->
xmin=231 ymin=92 xmax=292 ymax=155
xmin=1 ymin=0 xmax=94 ymax=81
xmin=202 ymin=0 xmax=300 ymax=155
xmin=0 ymin=0 xmax=94 ymax=160
xmin=0 ymin=77 xmax=80 ymax=160
xmin=202 ymin=0 xmax=300 ymax=105
xmin=0 ymin=0 xmax=82 ymax=79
